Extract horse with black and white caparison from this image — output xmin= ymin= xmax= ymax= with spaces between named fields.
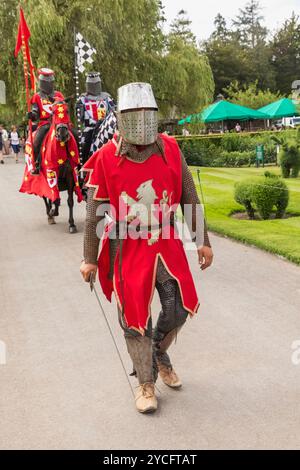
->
xmin=20 ymin=99 xmax=83 ymax=233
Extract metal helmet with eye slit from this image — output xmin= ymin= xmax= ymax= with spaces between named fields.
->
xmin=86 ymin=72 xmax=102 ymax=96
xmin=38 ymin=68 xmax=55 ymax=96
xmin=117 ymin=82 xmax=158 ymax=146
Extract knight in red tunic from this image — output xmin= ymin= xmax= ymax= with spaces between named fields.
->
xmin=80 ymin=83 xmax=214 ymax=414
xmin=28 ymin=68 xmax=64 ymax=174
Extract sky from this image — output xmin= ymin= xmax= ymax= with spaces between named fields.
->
xmin=162 ymin=0 xmax=300 ymax=41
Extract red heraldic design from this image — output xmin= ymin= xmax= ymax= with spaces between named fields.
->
xmin=20 ymin=101 xmax=83 ymax=203
xmin=83 ymin=133 xmax=199 ymax=334
xmin=31 ymin=91 xmax=65 ymax=127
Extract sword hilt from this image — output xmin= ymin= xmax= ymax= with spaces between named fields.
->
xmin=89 ymin=272 xmax=96 ymax=292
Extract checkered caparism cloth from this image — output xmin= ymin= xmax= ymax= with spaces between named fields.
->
xmin=91 ymin=111 xmax=117 ymax=154
xmin=75 ymin=32 xmax=96 ymax=73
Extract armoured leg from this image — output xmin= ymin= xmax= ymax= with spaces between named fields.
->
xmin=31 ymin=124 xmax=50 ymax=174
xmin=81 ymin=129 xmax=93 ymax=165
xmin=118 ymin=310 xmax=157 ymax=413
xmin=125 ymin=334 xmax=153 ymax=384
xmin=153 ymin=279 xmax=189 ymax=387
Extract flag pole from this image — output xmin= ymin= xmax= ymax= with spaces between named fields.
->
xmin=20 ymin=12 xmax=34 ymax=162
xmin=74 ymin=27 xmax=83 ymax=165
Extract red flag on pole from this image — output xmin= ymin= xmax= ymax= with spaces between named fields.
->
xmin=14 ymin=7 xmax=35 ymax=92
xmin=15 ymin=6 xmax=36 ymax=164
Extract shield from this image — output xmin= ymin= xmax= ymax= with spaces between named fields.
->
xmin=46 ymin=169 xmax=57 ymax=188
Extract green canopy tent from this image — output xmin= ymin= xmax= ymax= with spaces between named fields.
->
xmin=178 ymin=115 xmax=192 ymax=125
xmin=178 ymin=100 xmax=267 ymax=125
xmin=258 ymin=98 xmax=299 ymax=119
xmin=201 ymin=100 xmax=267 ymax=122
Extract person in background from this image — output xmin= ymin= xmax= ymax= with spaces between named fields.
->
xmin=1 ymin=126 xmax=9 ymax=155
xmin=235 ymin=122 xmax=242 ymax=133
xmin=182 ymin=127 xmax=190 ymax=137
xmin=0 ymin=124 xmax=4 ymax=164
xmin=9 ymin=126 xmax=20 ymax=163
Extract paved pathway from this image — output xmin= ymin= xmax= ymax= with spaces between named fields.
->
xmin=0 ymin=159 xmax=300 ymax=449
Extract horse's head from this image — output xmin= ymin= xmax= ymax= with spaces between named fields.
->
xmin=52 ymin=100 xmax=71 ymax=143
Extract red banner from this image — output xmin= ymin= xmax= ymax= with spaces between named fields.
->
xmin=15 ymin=7 xmax=35 ymax=95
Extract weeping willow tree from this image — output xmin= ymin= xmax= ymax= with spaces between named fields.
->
xmin=159 ymin=36 xmax=214 ymax=117
xmin=0 ymin=0 xmax=214 ymax=124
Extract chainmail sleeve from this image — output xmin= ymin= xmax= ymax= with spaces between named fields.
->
xmin=180 ymin=152 xmax=211 ymax=248
xmin=83 ymin=187 xmax=104 ymax=264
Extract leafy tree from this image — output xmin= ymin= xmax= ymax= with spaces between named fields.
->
xmin=161 ymin=10 xmax=214 ymax=116
xmin=211 ymin=14 xmax=229 ymax=41
xmin=160 ymin=36 xmax=214 ymax=117
xmin=270 ymin=13 xmax=300 ymax=95
xmin=0 ymin=0 xmax=213 ymax=123
xmin=203 ymin=1 xmax=275 ymax=95
xmin=224 ymin=81 xmax=283 ymax=109
xmin=232 ymin=0 xmax=275 ymax=89
xmin=169 ymin=9 xmax=196 ymax=44
xmin=202 ymin=35 xmax=248 ymax=95
xmin=233 ymin=0 xmax=267 ymax=48
xmin=0 ymin=0 xmax=22 ymax=123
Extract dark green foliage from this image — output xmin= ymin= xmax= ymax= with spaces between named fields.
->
xmin=202 ymin=4 xmax=300 ymax=97
xmin=177 ymin=131 xmax=291 ymax=167
xmin=264 ymin=170 xmax=278 ymax=178
xmin=270 ymin=13 xmax=300 ymax=95
xmin=272 ymin=132 xmax=300 ymax=178
xmin=234 ymin=176 xmax=289 ymax=219
xmin=281 ymin=143 xmax=300 ymax=178
xmin=234 ymin=180 xmax=255 ymax=218
xmin=0 ymin=0 xmax=214 ymax=124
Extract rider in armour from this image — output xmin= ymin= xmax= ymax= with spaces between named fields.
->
xmin=76 ymin=72 xmax=115 ymax=163
xmin=28 ymin=68 xmax=64 ymax=175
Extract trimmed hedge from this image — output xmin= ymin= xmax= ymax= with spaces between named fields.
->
xmin=177 ymin=130 xmax=297 ymax=167
xmin=234 ymin=174 xmax=289 ymax=220
xmin=234 ymin=180 xmax=256 ymax=219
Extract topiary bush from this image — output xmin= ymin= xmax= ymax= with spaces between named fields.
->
xmin=280 ymin=142 xmax=300 ymax=178
xmin=252 ymin=178 xmax=278 ymax=219
xmin=234 ymin=175 xmax=289 ymax=220
xmin=234 ymin=180 xmax=256 ymax=219
xmin=272 ymin=131 xmax=300 ymax=178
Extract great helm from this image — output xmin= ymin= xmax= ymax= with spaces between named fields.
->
xmin=86 ymin=72 xmax=102 ymax=96
xmin=38 ymin=68 xmax=55 ymax=96
xmin=117 ymin=82 xmax=158 ymax=146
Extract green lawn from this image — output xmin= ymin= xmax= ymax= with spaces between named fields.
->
xmin=191 ymin=166 xmax=300 ymax=264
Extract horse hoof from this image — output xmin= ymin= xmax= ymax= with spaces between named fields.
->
xmin=48 ymin=217 xmax=56 ymax=225
xmin=49 ymin=209 xmax=59 ymax=218
xmin=69 ymin=225 xmax=77 ymax=234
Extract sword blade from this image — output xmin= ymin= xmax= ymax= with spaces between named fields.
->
xmin=90 ymin=277 xmax=135 ymax=398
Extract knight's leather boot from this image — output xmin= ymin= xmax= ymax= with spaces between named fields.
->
xmin=153 ymin=327 xmax=183 ymax=389
xmin=157 ymin=363 xmax=182 ymax=389
xmin=30 ymin=152 xmax=41 ymax=175
xmin=30 ymin=160 xmax=40 ymax=175
xmin=125 ymin=335 xmax=157 ymax=413
xmin=135 ymin=382 xmax=157 ymax=414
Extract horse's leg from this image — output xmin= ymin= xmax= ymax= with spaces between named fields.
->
xmin=44 ymin=197 xmax=56 ymax=225
xmin=43 ymin=196 xmax=50 ymax=215
xmin=49 ymin=198 xmax=60 ymax=217
xmin=67 ymin=184 xmax=77 ymax=234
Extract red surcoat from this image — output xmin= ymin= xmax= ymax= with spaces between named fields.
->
xmin=84 ymin=134 xmax=199 ymax=333
xmin=31 ymin=91 xmax=64 ymax=127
